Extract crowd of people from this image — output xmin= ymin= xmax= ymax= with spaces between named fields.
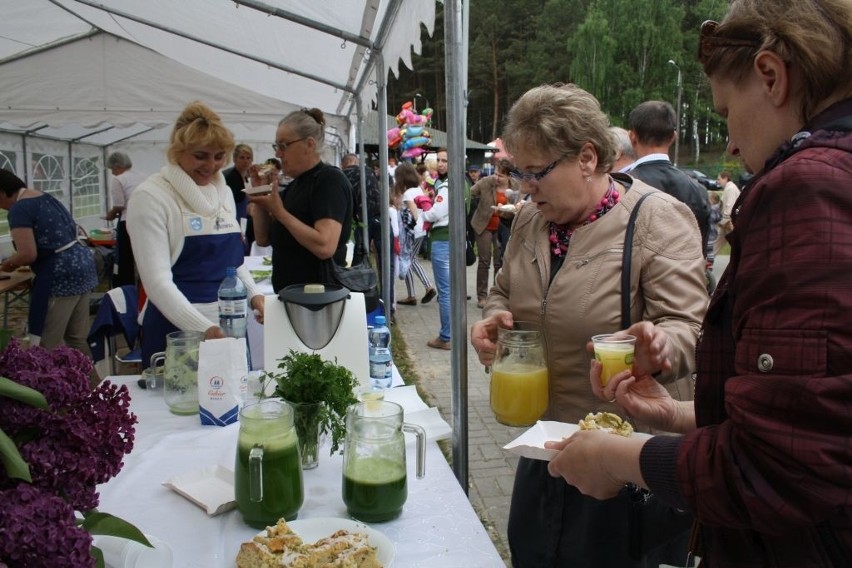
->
xmin=2 ymin=0 xmax=849 ymax=565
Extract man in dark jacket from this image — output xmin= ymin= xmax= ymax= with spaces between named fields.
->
xmin=342 ymin=152 xmax=381 ymax=267
xmin=627 ymin=101 xmax=711 ymax=256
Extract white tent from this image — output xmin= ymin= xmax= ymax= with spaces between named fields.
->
xmin=0 ymin=0 xmax=477 ymax=489
xmin=0 ymin=0 xmax=436 ymax=231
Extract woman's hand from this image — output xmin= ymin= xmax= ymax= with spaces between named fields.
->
xmin=470 ymin=310 xmax=513 ymax=366
xmin=250 ymin=294 xmax=265 ymax=325
xmin=248 ymin=187 xmax=285 ymax=218
xmin=545 ymin=430 xmax=646 ymax=499
xmin=627 ymin=321 xmax=672 ymax=376
xmin=591 ymin=361 xmax=682 ymax=432
xmin=204 ymin=325 xmax=225 ymax=340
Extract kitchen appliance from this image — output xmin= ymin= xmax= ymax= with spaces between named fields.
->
xmin=263 ymin=283 xmax=370 ymax=390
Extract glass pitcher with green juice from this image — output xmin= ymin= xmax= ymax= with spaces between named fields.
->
xmin=342 ymin=400 xmax=425 ymax=522
xmin=235 ymin=399 xmax=304 ymax=528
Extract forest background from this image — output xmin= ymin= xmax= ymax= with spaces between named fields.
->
xmin=387 ymin=0 xmax=742 ymax=176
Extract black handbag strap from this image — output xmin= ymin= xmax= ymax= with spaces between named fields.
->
xmin=621 ymin=192 xmax=653 ymax=329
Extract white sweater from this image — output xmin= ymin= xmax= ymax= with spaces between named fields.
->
xmin=126 ymin=164 xmax=261 ymax=333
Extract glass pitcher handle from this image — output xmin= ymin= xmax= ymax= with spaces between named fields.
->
xmin=249 ymin=444 xmax=264 ymax=502
xmin=402 ymin=423 xmax=426 ymax=479
xmin=149 ymin=352 xmax=165 ymax=370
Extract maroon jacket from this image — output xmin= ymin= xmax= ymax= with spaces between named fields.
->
xmin=640 ymin=98 xmax=852 ymax=567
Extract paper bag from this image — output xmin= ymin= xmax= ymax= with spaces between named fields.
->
xmin=197 ymin=337 xmax=248 ymax=426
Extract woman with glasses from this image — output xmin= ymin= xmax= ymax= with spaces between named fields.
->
xmin=250 ymin=108 xmax=352 ymax=292
xmin=126 ymin=101 xmax=264 ymax=367
xmin=547 ymin=1 xmax=852 ymax=566
xmin=471 ymin=83 xmax=708 ymax=567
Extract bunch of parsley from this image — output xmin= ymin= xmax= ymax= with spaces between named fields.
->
xmin=270 ymin=350 xmax=358 ymax=454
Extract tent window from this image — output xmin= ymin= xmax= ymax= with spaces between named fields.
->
xmin=32 ymin=154 xmax=66 ymax=205
xmin=72 ymin=157 xmax=101 ymax=219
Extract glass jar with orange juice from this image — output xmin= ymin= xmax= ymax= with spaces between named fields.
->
xmin=490 ymin=322 xmax=549 ymax=427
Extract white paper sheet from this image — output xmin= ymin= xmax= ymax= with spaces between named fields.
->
xmin=162 ymin=464 xmax=236 ymax=516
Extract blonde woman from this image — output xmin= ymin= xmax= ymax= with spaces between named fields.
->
xmin=127 ymin=101 xmax=264 ymax=366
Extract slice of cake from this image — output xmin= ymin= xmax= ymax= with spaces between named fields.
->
xmin=236 ymin=519 xmax=382 ymax=568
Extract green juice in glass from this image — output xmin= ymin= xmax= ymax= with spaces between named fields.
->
xmin=235 ymin=418 xmax=303 ymax=528
xmin=343 ymin=456 xmax=407 ymax=522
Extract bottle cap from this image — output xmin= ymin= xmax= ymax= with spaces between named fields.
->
xmin=375 ymin=315 xmax=386 ymax=325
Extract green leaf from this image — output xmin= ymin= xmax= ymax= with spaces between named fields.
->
xmin=269 ymin=350 xmax=359 ymax=454
xmin=0 ymin=426 xmax=31 ymax=481
xmin=81 ymin=511 xmax=152 ymax=547
xmin=90 ymin=545 xmax=105 ymax=568
xmin=0 ymin=376 xmax=48 ymax=409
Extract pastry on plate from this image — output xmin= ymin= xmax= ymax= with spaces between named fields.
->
xmin=236 ymin=518 xmax=382 ymax=568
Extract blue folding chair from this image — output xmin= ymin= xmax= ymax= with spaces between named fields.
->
xmin=87 ymin=285 xmax=141 ymax=375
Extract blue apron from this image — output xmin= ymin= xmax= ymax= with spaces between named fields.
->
xmin=141 ymin=210 xmax=244 ymax=367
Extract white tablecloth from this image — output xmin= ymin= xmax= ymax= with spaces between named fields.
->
xmin=97 ymin=377 xmax=500 ymax=567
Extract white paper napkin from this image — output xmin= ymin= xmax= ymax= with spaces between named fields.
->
xmin=162 ymin=464 xmax=236 ymax=516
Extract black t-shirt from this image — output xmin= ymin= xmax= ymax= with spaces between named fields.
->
xmin=270 ymin=162 xmax=353 ymax=291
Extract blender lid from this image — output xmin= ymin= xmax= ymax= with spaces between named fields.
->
xmin=278 ymin=283 xmax=350 ymax=309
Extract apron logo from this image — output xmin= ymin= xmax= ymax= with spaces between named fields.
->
xmin=190 ymin=217 xmax=203 ymax=231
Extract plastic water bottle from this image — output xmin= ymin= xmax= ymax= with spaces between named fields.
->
xmin=368 ymin=315 xmax=393 ymax=390
xmin=218 ymin=266 xmax=247 ymax=340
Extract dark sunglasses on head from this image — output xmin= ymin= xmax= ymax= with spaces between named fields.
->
xmin=698 ymin=20 xmax=761 ymax=65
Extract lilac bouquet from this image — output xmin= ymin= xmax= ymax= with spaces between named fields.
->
xmin=0 ymin=339 xmax=139 ymax=568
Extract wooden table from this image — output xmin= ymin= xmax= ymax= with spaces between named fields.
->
xmin=0 ymin=270 xmax=33 ymax=328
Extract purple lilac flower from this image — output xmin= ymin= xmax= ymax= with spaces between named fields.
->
xmin=0 ymin=484 xmax=94 ymax=568
xmin=0 ymin=340 xmax=138 ymax=562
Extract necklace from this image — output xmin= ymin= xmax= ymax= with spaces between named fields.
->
xmin=548 ymin=179 xmax=620 ymax=257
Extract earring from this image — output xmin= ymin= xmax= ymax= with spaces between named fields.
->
xmin=586 ymin=176 xmax=592 ymax=183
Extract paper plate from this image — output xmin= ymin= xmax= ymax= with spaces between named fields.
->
xmin=286 ymin=517 xmax=394 ymax=566
xmin=503 ymin=421 xmax=580 ymax=461
xmin=242 ymin=184 xmax=274 ymax=195
xmin=503 ymin=420 xmax=653 ymax=461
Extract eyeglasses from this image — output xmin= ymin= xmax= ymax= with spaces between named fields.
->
xmin=698 ymin=20 xmax=761 ymax=66
xmin=272 ymin=137 xmax=306 ymax=152
xmin=509 ymin=156 xmax=565 ymax=184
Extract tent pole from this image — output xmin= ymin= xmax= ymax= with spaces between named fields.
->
xmin=444 ymin=0 xmax=470 ymax=492
xmin=355 ymin=97 xmax=370 ymax=257
xmin=375 ymin=55 xmax=392 ymax=320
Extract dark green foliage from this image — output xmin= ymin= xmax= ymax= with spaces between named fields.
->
xmin=390 ymin=0 xmax=731 ymax=165
xmin=269 ymin=350 xmax=359 ymax=454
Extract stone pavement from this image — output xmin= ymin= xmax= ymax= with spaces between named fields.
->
xmin=391 ymin=260 xmax=520 ymax=566
xmin=391 ymin=255 xmax=730 ymax=567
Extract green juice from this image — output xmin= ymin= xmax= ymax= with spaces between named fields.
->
xmin=235 ymin=429 xmax=304 ymax=528
xmin=343 ymin=457 xmax=407 ymax=522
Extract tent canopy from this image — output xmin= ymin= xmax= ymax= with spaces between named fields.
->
xmin=0 ymin=0 xmax=436 ymax=146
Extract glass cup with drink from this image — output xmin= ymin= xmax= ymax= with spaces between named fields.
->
xmin=591 ymin=334 xmax=636 ymax=387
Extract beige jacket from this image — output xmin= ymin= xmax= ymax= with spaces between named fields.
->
xmin=469 ymin=176 xmax=521 ymax=235
xmin=482 ymin=176 xmax=708 ymax=428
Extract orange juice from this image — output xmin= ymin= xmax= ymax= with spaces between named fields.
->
xmin=594 ymin=343 xmax=634 ymax=386
xmin=490 ymin=364 xmax=549 ymax=426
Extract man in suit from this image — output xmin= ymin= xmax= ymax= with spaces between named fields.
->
xmin=626 ymin=101 xmax=711 ymax=256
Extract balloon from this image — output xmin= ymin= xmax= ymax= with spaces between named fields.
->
xmin=386 ymin=127 xmax=402 ymax=148
xmin=403 ymin=126 xmax=425 ymax=138
xmin=402 ymin=136 xmax=430 ymax=151
xmin=402 ymin=147 xmax=426 ymax=159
